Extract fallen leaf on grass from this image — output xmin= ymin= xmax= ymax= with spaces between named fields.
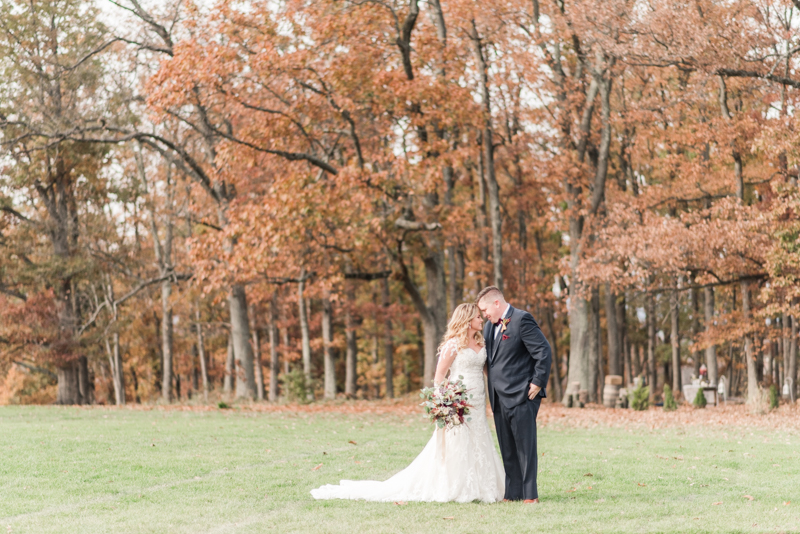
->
xmin=743 ymin=495 xmax=754 ymax=501
xmin=712 ymin=502 xmax=723 ymax=506
xmin=393 ymin=501 xmax=407 ymax=506
xmin=783 ymin=501 xmax=790 ymax=506
xmin=312 ymin=463 xmax=323 ymax=471
xmin=587 ymin=486 xmax=593 ymax=490
xmin=584 ymin=473 xmax=593 ymax=476
xmin=566 ymin=488 xmax=577 ymax=493
xmin=348 ymin=440 xmax=357 ymax=445
xmin=443 ymin=516 xmax=454 ymax=520
xmin=637 ymin=483 xmax=647 ymax=487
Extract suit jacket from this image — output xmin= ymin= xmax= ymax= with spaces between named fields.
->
xmin=484 ymin=306 xmax=552 ymax=411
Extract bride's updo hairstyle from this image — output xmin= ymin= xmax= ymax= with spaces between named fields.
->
xmin=437 ymin=303 xmax=484 ymax=359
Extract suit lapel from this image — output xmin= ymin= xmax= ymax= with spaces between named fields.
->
xmin=491 ymin=306 xmax=514 ymax=363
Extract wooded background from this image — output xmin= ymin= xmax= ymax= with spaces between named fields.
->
xmin=1 ymin=0 xmax=799 ymax=408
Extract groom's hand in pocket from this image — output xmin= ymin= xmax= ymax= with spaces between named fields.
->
xmin=528 ymin=383 xmax=541 ymax=400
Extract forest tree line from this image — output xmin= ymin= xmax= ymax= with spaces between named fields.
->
xmin=1 ymin=0 xmax=799 ymax=409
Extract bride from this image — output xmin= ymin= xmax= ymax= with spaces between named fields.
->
xmin=310 ymin=303 xmax=505 ymax=503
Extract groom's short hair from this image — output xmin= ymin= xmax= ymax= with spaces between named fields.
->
xmin=476 ymin=286 xmax=504 ymax=304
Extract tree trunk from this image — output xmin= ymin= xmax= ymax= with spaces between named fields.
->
xmin=372 ymin=330 xmax=380 ymax=398
xmin=773 ymin=336 xmax=780 ymax=385
xmin=252 ymin=321 xmax=265 ymax=401
xmin=619 ymin=294 xmax=630 ymax=384
xmin=623 ymin=335 xmax=632 ymax=386
xmin=741 ymin=282 xmax=759 ymax=406
xmin=704 ymin=286 xmax=718 ymax=385
xmin=472 ymin=33 xmax=503 ymax=291
xmin=344 ymin=281 xmax=358 ymax=398
xmin=224 ymin=332 xmax=234 ymax=394
xmin=161 ymin=279 xmax=173 ymax=402
xmin=195 ymin=317 xmax=209 ymax=402
xmin=229 ymin=283 xmax=256 ymax=399
xmin=281 ymin=327 xmax=290 ymax=375
xmin=564 ymin=296 xmax=590 ymax=405
xmin=544 ymin=312 xmax=563 ymax=401
xmin=690 ymin=285 xmax=702 ymax=376
xmin=630 ymin=344 xmax=640 ymax=379
xmin=476 ymin=147 xmax=489 ymax=284
xmin=448 ymin=246 xmax=465 ymax=314
xmin=605 ymin=284 xmax=620 ymax=376
xmin=782 ymin=313 xmax=790 ymax=392
xmin=268 ymin=295 xmax=279 ymax=402
xmin=322 ymin=292 xmax=336 ymax=400
xmin=670 ymin=287 xmax=681 ymax=396
xmin=790 ymin=314 xmax=797 ymax=400
xmin=424 ymin=253 xmax=447 ymax=386
xmin=765 ymin=339 xmax=773 ymax=385
xmin=297 ymin=273 xmax=313 ymax=399
xmin=382 ymin=277 xmax=394 ymax=398
xmin=112 ymin=332 xmax=124 ymax=405
xmin=588 ymin=287 xmax=601 ymax=403
xmin=647 ymin=291 xmax=657 ymax=400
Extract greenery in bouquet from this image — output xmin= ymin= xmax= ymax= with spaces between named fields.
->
xmin=420 ymin=376 xmax=473 ymax=429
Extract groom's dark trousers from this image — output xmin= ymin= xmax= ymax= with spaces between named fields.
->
xmin=485 ymin=306 xmax=551 ymax=501
xmin=493 ymin=393 xmax=542 ymax=500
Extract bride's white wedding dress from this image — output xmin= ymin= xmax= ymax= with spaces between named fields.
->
xmin=310 ymin=346 xmax=505 ymax=503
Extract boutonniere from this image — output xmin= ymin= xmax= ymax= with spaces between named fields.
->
xmin=502 ymin=334 xmax=509 ymax=341
xmin=500 ymin=318 xmax=511 ymax=332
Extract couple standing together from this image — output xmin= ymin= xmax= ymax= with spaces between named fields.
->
xmin=312 ymin=286 xmax=552 ymax=503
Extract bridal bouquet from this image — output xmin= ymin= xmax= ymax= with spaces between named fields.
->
xmin=420 ymin=376 xmax=473 ymax=430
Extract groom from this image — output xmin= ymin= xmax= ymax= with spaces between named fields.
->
xmin=477 ymin=286 xmax=552 ymax=503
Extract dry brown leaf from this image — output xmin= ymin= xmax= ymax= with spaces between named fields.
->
xmin=312 ymin=463 xmax=323 ymax=471
xmin=584 ymin=473 xmax=593 ymax=476
xmin=566 ymin=488 xmax=577 ymax=493
xmin=637 ymin=483 xmax=647 ymax=487
xmin=393 ymin=501 xmax=407 ymax=506
xmin=443 ymin=517 xmax=454 ymax=520
xmin=783 ymin=501 xmax=790 ymax=506
xmin=712 ymin=502 xmax=723 ymax=506
xmin=348 ymin=440 xmax=357 ymax=445
xmin=743 ymin=495 xmax=754 ymax=501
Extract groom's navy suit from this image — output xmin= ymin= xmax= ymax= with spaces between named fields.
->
xmin=484 ymin=305 xmax=552 ymax=501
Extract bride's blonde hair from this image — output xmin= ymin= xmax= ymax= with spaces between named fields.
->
xmin=437 ymin=303 xmax=484 ymax=358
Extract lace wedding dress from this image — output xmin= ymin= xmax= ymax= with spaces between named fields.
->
xmin=311 ymin=346 xmax=505 ymax=503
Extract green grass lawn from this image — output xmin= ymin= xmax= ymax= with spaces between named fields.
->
xmin=1 ymin=403 xmax=798 ymax=533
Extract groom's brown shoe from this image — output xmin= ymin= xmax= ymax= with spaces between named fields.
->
xmin=523 ymin=499 xmax=539 ymax=504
